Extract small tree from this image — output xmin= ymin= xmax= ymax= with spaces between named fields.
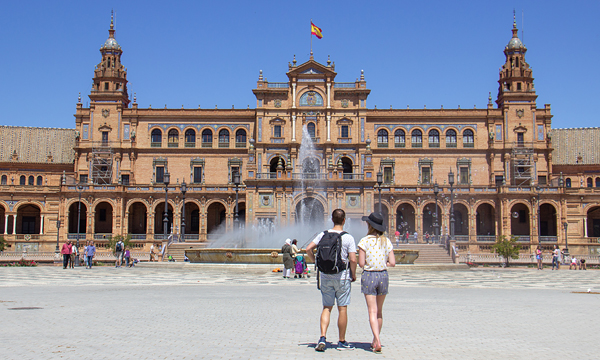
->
xmin=0 ymin=235 xmax=7 ymax=252
xmin=491 ymin=235 xmax=521 ymax=267
xmin=108 ymin=234 xmax=133 ymax=252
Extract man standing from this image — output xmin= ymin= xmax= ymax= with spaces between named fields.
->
xmin=85 ymin=241 xmax=96 ymax=269
xmin=115 ymin=238 xmax=124 ymax=268
xmin=305 ymin=209 xmax=357 ymax=352
xmin=61 ymin=240 xmax=72 ymax=269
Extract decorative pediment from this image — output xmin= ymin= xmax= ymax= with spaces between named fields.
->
xmin=513 ymin=124 xmax=527 ymax=133
xmin=98 ymin=122 xmax=112 ymax=132
xmin=287 ymin=58 xmax=337 ymax=79
xmin=301 ymin=68 xmax=323 ymax=75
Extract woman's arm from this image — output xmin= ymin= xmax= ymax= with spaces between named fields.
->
xmin=358 ymin=248 xmax=366 ymax=268
xmin=387 ymin=249 xmax=396 ymax=267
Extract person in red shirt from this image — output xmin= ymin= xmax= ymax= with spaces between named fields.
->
xmin=61 ymin=241 xmax=72 ymax=269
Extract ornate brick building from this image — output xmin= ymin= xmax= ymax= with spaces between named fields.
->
xmin=1 ymin=16 xmax=599 ymax=257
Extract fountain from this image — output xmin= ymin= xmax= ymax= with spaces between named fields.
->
xmin=186 ymin=125 xmax=418 ymax=264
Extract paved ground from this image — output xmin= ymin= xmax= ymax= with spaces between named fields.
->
xmin=1 ymin=264 xmax=599 ymax=359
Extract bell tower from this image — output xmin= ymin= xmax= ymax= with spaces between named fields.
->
xmin=496 ymin=13 xmax=536 ymax=107
xmin=89 ymin=11 xmax=130 ymax=106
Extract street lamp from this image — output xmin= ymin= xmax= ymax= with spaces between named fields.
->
xmin=433 ymin=181 xmax=439 ymax=243
xmin=55 ymin=219 xmax=61 ymax=254
xmin=163 ymin=172 xmax=170 ymax=243
xmin=563 ymin=221 xmax=569 ymax=256
xmin=233 ymin=172 xmax=240 ymax=228
xmin=181 ymin=181 xmax=186 ymax=242
xmin=448 ymin=170 xmax=455 ymax=242
xmin=76 ymin=184 xmax=83 ymax=266
xmin=377 ymin=171 xmax=383 ymax=214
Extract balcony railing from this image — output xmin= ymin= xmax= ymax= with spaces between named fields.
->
xmin=412 ymin=142 xmax=423 ymax=148
xmin=377 ymin=142 xmax=388 ymax=148
xmin=515 ymin=236 xmax=531 ymax=242
xmin=292 ymin=173 xmax=328 ymax=180
xmin=67 ymin=234 xmax=87 ymax=240
xmin=454 ymin=235 xmax=469 ymax=242
xmin=235 ymin=142 xmax=246 ymax=148
xmin=151 ymin=142 xmax=162 ymax=148
xmin=429 ymin=142 xmax=440 ymax=148
xmin=539 ymin=236 xmax=558 ymax=242
xmin=218 ymin=141 xmax=230 ymax=148
xmin=130 ymin=234 xmax=147 ymax=240
xmin=334 ymin=83 xmax=356 ymax=88
xmin=476 ymin=235 xmax=496 ymax=242
xmin=395 ymin=142 xmax=405 ymax=148
xmin=446 ymin=142 xmax=457 ymax=148
xmin=256 ymin=172 xmax=278 ymax=179
xmin=464 ymin=142 xmax=474 ymax=148
xmin=168 ymin=142 xmax=179 ymax=148
xmin=267 ymin=82 xmax=289 ymax=88
xmin=185 ymin=142 xmax=196 ymax=148
xmin=202 ymin=142 xmax=212 ymax=148
xmin=342 ymin=173 xmax=364 ymax=180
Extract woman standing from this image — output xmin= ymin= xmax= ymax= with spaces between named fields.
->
xmin=282 ymin=239 xmax=294 ymax=279
xmin=535 ymin=245 xmax=543 ymax=270
xmin=358 ymin=213 xmax=395 ymax=353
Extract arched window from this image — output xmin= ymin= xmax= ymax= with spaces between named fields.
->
xmin=20 ymin=175 xmax=26 ymax=185
xmin=377 ymin=129 xmax=388 ymax=147
xmin=428 ymin=129 xmax=440 ymax=147
xmin=185 ymin=129 xmax=196 ymax=145
xmin=411 ymin=129 xmax=422 ymax=147
xmin=588 ymin=177 xmax=593 ymax=188
xmin=202 ymin=129 xmax=213 ymax=147
xmin=218 ymin=129 xmax=230 ymax=147
xmin=299 ymin=91 xmax=324 ymax=107
xmin=463 ymin=129 xmax=474 ymax=147
xmin=307 ymin=123 xmax=316 ymax=138
xmin=36 ymin=176 xmax=43 ymax=186
xmin=1 ymin=175 xmax=6 ymax=185
xmin=566 ymin=178 xmax=571 ymax=188
xmin=28 ymin=176 xmax=34 ymax=186
xmin=168 ymin=129 xmax=179 ymax=147
xmin=596 ymin=177 xmax=600 ymax=188
xmin=446 ymin=129 xmax=457 ymax=147
xmin=235 ymin=129 xmax=247 ymax=147
xmin=394 ymin=129 xmax=405 ymax=147
xmin=151 ymin=129 xmax=162 ymax=145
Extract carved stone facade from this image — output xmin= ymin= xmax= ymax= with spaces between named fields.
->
xmin=1 ymin=17 xmax=600 ymax=256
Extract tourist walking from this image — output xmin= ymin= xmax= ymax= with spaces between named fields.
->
xmin=305 ymin=209 xmax=357 ymax=352
xmin=282 ymin=239 xmax=294 ymax=278
xmin=358 ymin=212 xmax=395 ymax=354
xmin=291 ymin=239 xmax=301 ymax=257
xmin=536 ymin=246 xmax=543 ymax=270
xmin=124 ymin=247 xmax=131 ymax=267
xmin=115 ymin=238 xmax=124 ymax=267
xmin=61 ymin=240 xmax=72 ymax=269
xmin=70 ymin=243 xmax=77 ymax=268
xmin=85 ymin=241 xmax=96 ymax=269
xmin=150 ymin=243 xmax=156 ymax=262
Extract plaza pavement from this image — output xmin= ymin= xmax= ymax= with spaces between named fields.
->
xmin=1 ymin=264 xmax=599 ymax=359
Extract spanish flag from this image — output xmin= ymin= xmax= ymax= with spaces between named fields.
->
xmin=311 ymin=22 xmax=323 ymax=39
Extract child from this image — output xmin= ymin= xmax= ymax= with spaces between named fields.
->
xmin=294 ymin=255 xmax=306 ymax=278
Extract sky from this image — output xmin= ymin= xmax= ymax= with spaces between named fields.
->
xmin=1 ymin=0 xmax=599 ymax=130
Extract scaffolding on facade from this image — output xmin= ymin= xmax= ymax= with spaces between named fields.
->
xmin=511 ymin=143 xmax=534 ymax=186
xmin=91 ymin=143 xmax=113 ymax=185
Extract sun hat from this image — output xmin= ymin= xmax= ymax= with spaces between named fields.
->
xmin=361 ymin=212 xmax=386 ymax=232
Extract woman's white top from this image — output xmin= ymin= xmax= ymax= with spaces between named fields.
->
xmin=358 ymin=235 xmax=394 ymax=271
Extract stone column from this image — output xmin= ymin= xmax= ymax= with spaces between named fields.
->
xmin=327 ymin=114 xmax=331 ymax=142
xmin=291 ymin=115 xmax=296 ymax=142
xmin=4 ymin=214 xmax=8 ymax=234
xmin=292 ymin=83 xmax=297 ymax=108
xmin=40 ymin=215 xmax=44 ymax=235
xmin=327 ymin=82 xmax=331 ymax=108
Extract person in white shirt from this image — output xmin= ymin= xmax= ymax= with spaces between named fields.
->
xmin=358 ymin=212 xmax=395 ymax=354
xmin=570 ymin=256 xmax=578 ymax=270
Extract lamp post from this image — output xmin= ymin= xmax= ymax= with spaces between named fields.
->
xmin=448 ymin=170 xmax=455 ymax=242
xmin=377 ymin=171 xmax=383 ymax=214
xmin=76 ymin=184 xmax=83 ymax=266
xmin=163 ymin=172 xmax=170 ymax=243
xmin=181 ymin=181 xmax=186 ymax=242
xmin=563 ymin=221 xmax=569 ymax=256
xmin=233 ymin=172 xmax=240 ymax=228
xmin=433 ymin=181 xmax=439 ymax=243
xmin=55 ymin=219 xmax=61 ymax=255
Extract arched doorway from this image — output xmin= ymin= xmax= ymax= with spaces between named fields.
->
xmin=16 ymin=204 xmax=41 ymax=234
xmin=587 ymin=206 xmax=600 ymax=238
xmin=511 ymin=203 xmax=530 ymax=238
xmin=453 ymin=204 xmax=469 ymax=236
xmin=341 ymin=157 xmax=353 ymax=179
xmin=68 ymin=202 xmax=87 ymax=235
xmin=396 ymin=203 xmax=416 ymax=236
xmin=373 ymin=203 xmax=390 ymax=234
xmin=234 ymin=202 xmax=246 ymax=227
xmin=295 ymin=197 xmax=325 ymax=227
xmin=128 ymin=202 xmax=147 ymax=234
xmin=154 ymin=203 xmax=174 ymax=236
xmin=422 ymin=202 xmax=442 ymax=239
xmin=0 ymin=205 xmax=5 ymax=234
xmin=539 ymin=203 xmax=557 ymax=237
xmin=94 ymin=202 xmax=113 ymax=235
xmin=182 ymin=202 xmax=200 ymax=238
xmin=476 ymin=203 xmax=496 ymax=237
xmin=207 ymin=202 xmax=226 ymax=235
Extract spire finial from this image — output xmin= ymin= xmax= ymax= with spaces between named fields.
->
xmin=293 ymin=54 xmax=296 ymax=66
xmin=111 ymin=9 xmax=114 ymax=30
xmin=488 ymin=92 xmax=492 ymax=105
xmin=78 ymin=92 xmax=81 ymax=103
xmin=360 ymin=69 xmax=365 ymax=81
xmin=133 ymin=92 xmax=137 ymax=103
xmin=258 ymin=70 xmax=263 ymax=81
xmin=327 ymin=55 xmax=331 ymax=66
xmin=513 ymin=9 xmax=516 ymax=28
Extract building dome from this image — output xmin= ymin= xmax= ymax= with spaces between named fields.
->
xmin=507 ymin=36 xmax=523 ymax=50
xmin=101 ymin=37 xmax=121 ymax=51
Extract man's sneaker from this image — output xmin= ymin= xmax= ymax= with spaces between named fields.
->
xmin=336 ymin=341 xmax=355 ymax=351
xmin=315 ymin=336 xmax=326 ymax=352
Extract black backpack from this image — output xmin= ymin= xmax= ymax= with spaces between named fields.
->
xmin=115 ymin=242 xmax=123 ymax=252
xmin=316 ymin=231 xmax=347 ymax=274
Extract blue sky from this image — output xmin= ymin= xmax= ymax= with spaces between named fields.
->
xmin=1 ymin=0 xmax=598 ymax=129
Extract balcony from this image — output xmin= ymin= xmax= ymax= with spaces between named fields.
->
xmin=292 ymin=173 xmax=328 ymax=180
xmin=446 ymin=142 xmax=457 ymax=148
xmin=377 ymin=142 xmax=388 ymax=148
xmin=185 ymin=142 xmax=196 ymax=148
xmin=151 ymin=142 xmax=162 ymax=148
xmin=428 ymin=142 xmax=440 ymax=148
xmin=395 ymin=142 xmax=405 ymax=148
xmin=334 ymin=83 xmax=356 ymax=88
xmin=201 ymin=142 xmax=212 ymax=148
xmin=539 ymin=236 xmax=558 ymax=242
xmin=342 ymin=173 xmax=364 ymax=180
xmin=168 ymin=142 xmax=179 ymax=148
xmin=476 ymin=235 xmax=496 ymax=242
xmin=464 ymin=142 xmax=474 ymax=148
xmin=267 ymin=82 xmax=289 ymax=88
xmin=218 ymin=141 xmax=230 ymax=148
xmin=412 ymin=142 xmax=423 ymax=148
xmin=235 ymin=142 xmax=246 ymax=148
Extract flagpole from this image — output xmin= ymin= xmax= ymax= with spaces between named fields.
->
xmin=310 ymin=19 xmax=313 ymax=58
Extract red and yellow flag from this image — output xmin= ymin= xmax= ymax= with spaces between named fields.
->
xmin=311 ymin=22 xmax=323 ymax=39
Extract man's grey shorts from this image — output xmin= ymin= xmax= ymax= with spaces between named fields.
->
xmin=320 ymin=274 xmax=352 ymax=307
xmin=115 ymin=251 xmax=123 ymax=259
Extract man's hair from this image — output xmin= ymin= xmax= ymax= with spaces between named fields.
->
xmin=331 ymin=209 xmax=346 ymax=225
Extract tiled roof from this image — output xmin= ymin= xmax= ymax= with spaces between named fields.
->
xmin=552 ymin=127 xmax=600 ymax=165
xmin=0 ymin=126 xmax=76 ymax=164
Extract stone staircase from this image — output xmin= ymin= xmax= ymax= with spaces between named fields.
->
xmin=398 ymin=244 xmax=455 ymax=264
xmin=165 ymin=242 xmax=207 ymax=261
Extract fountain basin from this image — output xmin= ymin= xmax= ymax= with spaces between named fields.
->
xmin=185 ymin=248 xmax=419 ymax=264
